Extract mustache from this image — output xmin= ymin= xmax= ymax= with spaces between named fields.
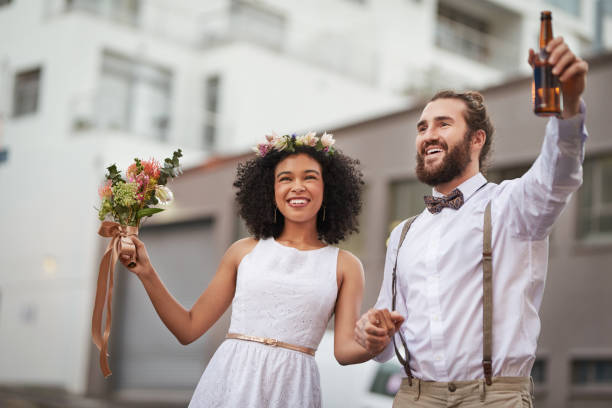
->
xmin=419 ymin=139 xmax=448 ymax=156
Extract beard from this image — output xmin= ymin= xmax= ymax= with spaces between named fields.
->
xmin=415 ymin=132 xmax=473 ymax=186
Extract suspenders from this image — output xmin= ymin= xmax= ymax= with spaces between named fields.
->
xmin=391 ymin=201 xmax=493 ymax=386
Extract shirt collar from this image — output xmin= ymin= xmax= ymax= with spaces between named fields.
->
xmin=432 ymin=172 xmax=487 ymax=201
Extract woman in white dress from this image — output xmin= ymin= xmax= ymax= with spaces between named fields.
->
xmin=120 ymin=132 xmax=401 ymax=407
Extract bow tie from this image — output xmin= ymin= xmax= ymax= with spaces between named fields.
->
xmin=424 ymin=189 xmax=465 ymax=214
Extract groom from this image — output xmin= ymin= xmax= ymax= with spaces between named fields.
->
xmin=354 ymin=37 xmax=588 ymax=407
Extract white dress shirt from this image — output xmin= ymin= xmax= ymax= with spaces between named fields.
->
xmin=374 ymin=106 xmax=587 ymax=381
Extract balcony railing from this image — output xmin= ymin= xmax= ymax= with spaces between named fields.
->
xmin=45 ymin=0 xmax=376 ymax=83
xmin=68 ymin=91 xmax=235 ymax=153
xmin=435 ymin=14 xmax=519 ymax=71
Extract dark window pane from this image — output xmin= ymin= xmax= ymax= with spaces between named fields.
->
xmin=601 ymin=158 xmax=612 ymax=204
xmin=13 ymin=68 xmax=42 ymax=117
xmin=572 ymin=359 xmax=612 ymax=385
xmin=531 ymin=359 xmax=546 ymax=384
xmin=486 ymin=165 xmax=530 ymax=184
xmin=595 ymin=361 xmax=612 ymax=382
xmin=388 ymin=179 xmax=430 ymax=234
xmin=369 ymin=362 xmax=404 ymax=397
xmin=572 ymin=360 xmax=591 ymax=384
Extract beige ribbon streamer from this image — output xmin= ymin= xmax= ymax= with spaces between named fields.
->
xmin=92 ymin=221 xmax=138 ymax=377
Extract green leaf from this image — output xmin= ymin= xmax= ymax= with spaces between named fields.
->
xmin=106 ymin=164 xmax=124 ymax=184
xmin=137 ymin=207 xmax=165 ymax=218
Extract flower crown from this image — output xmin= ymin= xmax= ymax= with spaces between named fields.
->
xmin=252 ymin=131 xmax=336 ymax=157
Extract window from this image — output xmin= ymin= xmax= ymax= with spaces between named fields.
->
xmin=531 ymin=359 xmax=547 ymax=384
xmin=577 ymin=155 xmax=612 ymax=243
xmin=572 ymin=359 xmax=612 ymax=385
xmin=486 ymin=165 xmax=530 ymax=184
xmin=369 ymin=361 xmax=404 ymax=397
xmin=97 ymin=52 xmax=171 ymax=140
xmin=229 ymin=0 xmax=285 ymax=51
xmin=13 ymin=68 xmax=42 ymax=117
xmin=436 ymin=3 xmax=490 ymax=63
xmin=546 ymin=0 xmax=581 ymax=17
xmin=388 ymin=179 xmax=430 ymax=237
xmin=66 ymin=0 xmax=140 ymax=25
xmin=203 ymin=75 xmax=221 ymax=150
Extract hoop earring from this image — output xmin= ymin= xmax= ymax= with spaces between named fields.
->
xmin=322 ymin=205 xmax=326 ymax=222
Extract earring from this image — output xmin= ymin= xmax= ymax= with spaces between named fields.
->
xmin=274 ymin=207 xmax=277 ymax=223
xmin=322 ymin=205 xmax=326 ymax=222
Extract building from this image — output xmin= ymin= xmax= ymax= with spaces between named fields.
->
xmin=0 ymin=0 xmax=611 ymax=406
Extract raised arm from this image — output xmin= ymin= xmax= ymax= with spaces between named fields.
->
xmin=120 ymin=237 xmax=257 ymax=345
xmin=507 ymin=37 xmax=588 ymax=240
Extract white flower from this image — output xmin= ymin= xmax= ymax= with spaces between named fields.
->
xmin=265 ymin=131 xmax=279 ymax=142
xmin=155 ymin=185 xmax=174 ymax=204
xmin=320 ymin=132 xmax=335 ymax=148
xmin=301 ymin=131 xmax=318 ymax=147
xmin=273 ymin=135 xmax=289 ymax=151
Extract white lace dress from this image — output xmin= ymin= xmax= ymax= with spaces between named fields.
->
xmin=188 ymin=238 xmax=339 ymax=408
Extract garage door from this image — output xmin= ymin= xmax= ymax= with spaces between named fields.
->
xmin=111 ymin=218 xmax=230 ymax=392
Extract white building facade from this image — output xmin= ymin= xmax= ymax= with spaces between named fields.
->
xmin=0 ymin=0 xmax=610 ymax=398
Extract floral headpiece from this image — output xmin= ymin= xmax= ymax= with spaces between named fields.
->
xmin=252 ymin=131 xmax=336 ymax=157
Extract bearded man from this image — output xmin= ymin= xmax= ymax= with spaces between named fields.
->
xmin=354 ymin=37 xmax=589 ymax=407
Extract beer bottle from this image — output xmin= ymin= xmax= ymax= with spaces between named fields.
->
xmin=533 ymin=10 xmax=562 ymax=116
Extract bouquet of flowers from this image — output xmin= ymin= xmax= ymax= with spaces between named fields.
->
xmin=92 ymin=149 xmax=182 ymax=378
xmin=97 ymin=149 xmax=183 ymax=227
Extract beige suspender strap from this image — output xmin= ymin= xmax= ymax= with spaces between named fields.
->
xmin=392 ymin=215 xmax=418 ymax=385
xmin=482 ymin=201 xmax=493 ymax=385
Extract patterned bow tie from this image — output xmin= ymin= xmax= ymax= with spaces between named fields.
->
xmin=424 ymin=188 xmax=464 ymax=214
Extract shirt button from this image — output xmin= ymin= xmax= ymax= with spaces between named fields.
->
xmin=435 ymin=354 xmax=442 ymax=361
xmin=448 ymin=382 xmax=457 ymax=392
xmin=432 ymin=314 xmax=440 ymax=321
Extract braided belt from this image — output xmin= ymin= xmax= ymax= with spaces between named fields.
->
xmin=226 ymin=333 xmax=316 ymax=356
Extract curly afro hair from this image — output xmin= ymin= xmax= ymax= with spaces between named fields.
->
xmin=234 ymin=145 xmax=364 ymax=244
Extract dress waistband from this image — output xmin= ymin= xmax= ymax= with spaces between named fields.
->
xmin=225 ymin=333 xmax=316 ymax=356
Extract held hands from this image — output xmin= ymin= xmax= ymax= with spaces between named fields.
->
xmin=354 ymin=308 xmax=404 ymax=357
xmin=528 ymin=36 xmax=589 ymax=118
xmin=119 ymin=236 xmax=154 ymax=278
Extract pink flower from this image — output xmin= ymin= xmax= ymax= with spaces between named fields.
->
xmin=255 ymin=143 xmax=272 ymax=157
xmin=126 ymin=163 xmax=138 ymax=179
xmin=142 ymin=158 xmax=161 ymax=179
xmin=98 ymin=180 xmax=112 ymax=199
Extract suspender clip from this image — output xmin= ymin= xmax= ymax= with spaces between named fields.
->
xmin=483 ymin=359 xmax=493 ymax=385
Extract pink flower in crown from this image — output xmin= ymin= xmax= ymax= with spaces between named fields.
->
xmin=98 ymin=180 xmax=112 ymax=199
xmin=252 ymin=142 xmax=273 ymax=157
xmin=320 ymin=132 xmax=335 ymax=148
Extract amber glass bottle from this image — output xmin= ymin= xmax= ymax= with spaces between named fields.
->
xmin=533 ymin=11 xmax=562 ymax=116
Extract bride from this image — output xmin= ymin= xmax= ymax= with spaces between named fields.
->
xmin=120 ymin=132 xmax=401 ymax=407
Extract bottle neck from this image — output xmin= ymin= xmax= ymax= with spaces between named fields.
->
xmin=539 ymin=19 xmax=553 ymax=51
